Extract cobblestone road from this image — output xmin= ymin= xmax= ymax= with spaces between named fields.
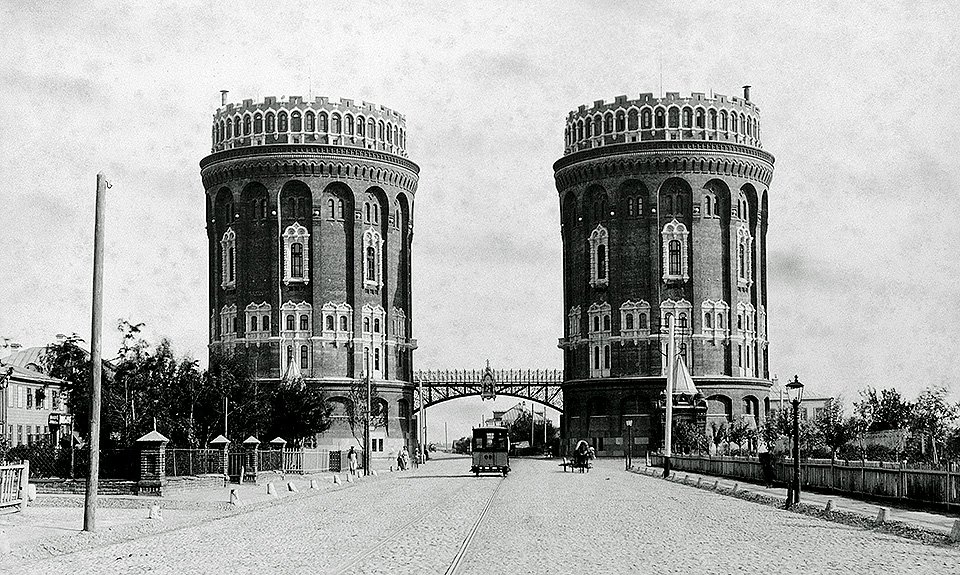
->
xmin=7 ymin=456 xmax=959 ymax=574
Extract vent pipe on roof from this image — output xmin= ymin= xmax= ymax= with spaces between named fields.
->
xmin=220 ymin=90 xmax=229 ymax=106
xmin=742 ymin=85 xmax=751 ymax=101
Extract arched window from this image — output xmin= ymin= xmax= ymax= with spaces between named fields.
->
xmin=250 ymin=316 xmax=258 ymax=332
xmin=286 ymin=314 xmax=295 ymax=331
xmin=338 ymin=200 xmax=344 ymax=219
xmin=577 ymin=120 xmax=584 ymax=140
xmin=625 ymin=313 xmax=634 ymax=330
xmin=234 ymin=115 xmax=241 ymax=135
xmin=242 ymin=115 xmax=251 ymax=135
xmin=597 ymin=245 xmax=606 ymax=279
xmin=374 ymin=204 xmax=379 ymax=223
xmin=594 ymin=346 xmax=600 ymax=369
xmin=695 ymin=108 xmax=705 ymax=128
xmin=709 ymin=109 xmax=717 ymax=130
xmin=593 ymin=316 xmax=600 ymax=332
xmin=386 ymin=122 xmax=393 ymax=142
xmin=717 ymin=312 xmax=724 ymax=329
xmin=364 ymin=202 xmax=371 ymax=222
xmin=668 ymin=240 xmax=681 ymax=276
xmin=588 ymin=224 xmax=609 ymax=287
xmin=740 ymin=113 xmax=746 ymax=134
xmin=627 ymin=109 xmax=638 ymax=130
xmin=739 ymin=244 xmax=746 ymax=278
xmin=366 ymin=246 xmax=376 ymax=282
xmin=668 ymin=108 xmax=679 ymax=128
xmin=731 ymin=113 xmax=738 ymax=133
xmin=325 ymin=315 xmax=334 ymax=331
xmin=357 ymin=116 xmax=365 ymax=136
xmin=374 ymin=318 xmax=381 ymax=332
xmin=319 ymin=112 xmax=328 ymax=132
xmin=704 ymin=195 xmax=712 ymax=216
xmin=266 ymin=112 xmax=275 ymax=133
xmin=278 ymin=111 xmax=288 ymax=132
xmin=290 ymin=242 xmax=304 ymax=278
xmin=227 ymin=246 xmax=235 ymax=282
xmin=300 ymin=345 xmax=308 ymax=369
xmin=682 ymin=107 xmax=692 ymax=128
xmin=378 ymin=121 xmax=385 ymax=140
xmin=345 ymin=114 xmax=354 ymax=135
xmin=253 ymin=113 xmax=263 ymax=134
xmin=374 ymin=348 xmax=381 ymax=371
xmin=704 ymin=312 xmax=713 ymax=329
xmin=263 ymin=315 xmax=270 ymax=331
xmin=720 ymin=110 xmax=728 ymax=131
xmin=328 ymin=199 xmax=335 ymax=219
xmin=368 ymin=118 xmax=376 ymax=139
xmin=340 ymin=316 xmax=348 ymax=331
xmin=305 ymin=111 xmax=315 ymax=132
xmin=225 ymin=118 xmax=232 ymax=139
xmin=643 ymin=108 xmax=654 ymax=129
xmin=603 ymin=314 xmax=610 ymax=331
xmin=364 ymin=317 xmax=370 ymax=332
xmin=604 ymin=113 xmax=614 ymax=133
xmin=593 ymin=116 xmax=602 ymax=136
xmin=678 ymin=312 xmax=688 ymax=330
xmin=585 ymin=118 xmax=592 ymax=138
xmin=332 ymin=114 xmax=341 ymax=133
xmin=639 ymin=313 xmax=648 ymax=329
xmin=299 ymin=314 xmax=308 ymax=331
xmin=603 ymin=345 xmax=610 ymax=369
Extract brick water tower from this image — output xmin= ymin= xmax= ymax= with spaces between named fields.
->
xmin=199 ymin=94 xmax=419 ymax=459
xmin=554 ymin=88 xmax=775 ymax=455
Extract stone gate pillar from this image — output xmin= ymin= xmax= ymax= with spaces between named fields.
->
xmin=136 ymin=430 xmax=170 ymax=496
xmin=242 ymin=435 xmax=260 ymax=483
xmin=209 ymin=434 xmax=230 ymax=478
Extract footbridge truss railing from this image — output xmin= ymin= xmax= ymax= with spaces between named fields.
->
xmin=413 ymin=363 xmax=564 ymax=412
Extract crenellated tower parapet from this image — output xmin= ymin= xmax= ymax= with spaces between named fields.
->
xmin=564 ymin=88 xmax=763 ymax=155
xmin=211 ymin=95 xmax=408 ymax=157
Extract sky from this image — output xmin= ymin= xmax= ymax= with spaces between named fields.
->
xmin=2 ymin=2 xmax=959 ymax=443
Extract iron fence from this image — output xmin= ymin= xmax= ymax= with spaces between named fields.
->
xmin=165 ymin=448 xmax=223 ymax=477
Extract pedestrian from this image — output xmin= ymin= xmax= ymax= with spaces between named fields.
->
xmin=758 ymin=449 xmax=774 ymax=488
xmin=397 ymin=449 xmax=405 ymax=471
xmin=401 ymin=446 xmax=410 ymax=470
xmin=347 ymin=445 xmax=358 ymax=476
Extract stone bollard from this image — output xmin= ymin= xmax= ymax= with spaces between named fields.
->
xmin=949 ymin=519 xmax=960 ymax=543
xmin=695 ymin=477 xmax=702 ymax=488
xmin=333 ymin=475 xmax=341 ymax=485
xmin=0 ymin=528 xmax=9 ymax=555
xmin=825 ymin=500 xmax=834 ymax=513
xmin=683 ymin=474 xmax=689 ymax=484
xmin=148 ymin=504 xmax=163 ymax=521
xmin=345 ymin=474 xmax=353 ymax=483
xmin=713 ymin=480 xmax=719 ymax=490
xmin=372 ymin=470 xmax=378 ymax=477
xmin=26 ymin=484 xmax=36 ymax=502
xmin=266 ymin=482 xmax=277 ymax=497
xmin=732 ymin=483 xmax=739 ymax=493
xmin=287 ymin=481 xmax=298 ymax=493
xmin=310 ymin=479 xmax=319 ymax=490
xmin=229 ymin=489 xmax=242 ymax=506
xmin=876 ymin=507 xmax=890 ymax=522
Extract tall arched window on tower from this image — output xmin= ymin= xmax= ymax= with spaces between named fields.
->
xmin=328 ymin=199 xmax=335 ymax=219
xmin=362 ymin=229 xmax=383 ymax=289
xmin=291 ymin=242 xmax=304 ymax=279
xmin=253 ymin=113 xmax=263 ymax=134
xmin=278 ymin=112 xmax=288 ymax=132
xmin=661 ymin=220 xmax=690 ymax=282
xmin=220 ymin=228 xmax=236 ymax=290
xmin=266 ymin=112 xmax=275 ymax=133
xmin=282 ymin=223 xmax=310 ymax=285
xmin=305 ymin=111 xmax=315 ymax=132
xmin=668 ymin=108 xmax=679 ymax=128
xmin=588 ymin=224 xmax=609 ymax=288
xmin=300 ymin=345 xmax=309 ymax=369
xmin=737 ymin=225 xmax=753 ymax=287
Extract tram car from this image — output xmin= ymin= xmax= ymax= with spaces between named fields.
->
xmin=471 ymin=426 xmax=510 ymax=476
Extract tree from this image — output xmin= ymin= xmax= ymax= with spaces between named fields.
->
xmin=709 ymin=421 xmax=728 ymax=454
xmin=506 ymin=408 xmax=557 ymax=451
xmin=267 ymin=375 xmax=334 ymax=447
xmin=672 ymin=421 xmax=709 ymax=455
xmin=41 ymin=334 xmax=94 ymax=437
xmin=206 ymin=347 xmax=272 ymax=445
xmin=910 ymin=386 xmax=959 ymax=464
xmin=346 ymin=376 xmax=386 ymax=449
xmin=727 ymin=419 xmax=757 ymax=456
xmin=855 ymin=387 xmax=913 ymax=432
xmin=813 ymin=398 xmax=852 ymax=461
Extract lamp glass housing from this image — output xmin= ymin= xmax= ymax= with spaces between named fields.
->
xmin=786 ymin=376 xmax=804 ymax=405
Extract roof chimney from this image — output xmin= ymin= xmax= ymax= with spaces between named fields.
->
xmin=742 ymin=85 xmax=751 ymax=101
xmin=220 ymin=90 xmax=229 ymax=106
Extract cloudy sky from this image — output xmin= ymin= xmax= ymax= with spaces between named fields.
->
xmin=2 ymin=2 xmax=958 ymax=441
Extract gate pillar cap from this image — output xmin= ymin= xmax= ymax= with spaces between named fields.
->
xmin=242 ymin=435 xmax=261 ymax=446
xmin=269 ymin=437 xmax=287 ymax=447
xmin=135 ymin=430 xmax=170 ymax=446
xmin=209 ymin=435 xmax=231 ymax=446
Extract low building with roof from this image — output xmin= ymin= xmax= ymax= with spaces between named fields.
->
xmin=1 ymin=339 xmax=72 ymax=447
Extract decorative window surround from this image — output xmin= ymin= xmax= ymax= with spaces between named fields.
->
xmin=360 ymin=304 xmax=387 ymax=379
xmin=661 ymin=219 xmax=690 ymax=283
xmin=392 ymin=307 xmax=407 ymax=339
xmin=220 ymin=304 xmax=238 ymax=343
xmin=619 ymin=300 xmax=650 ymax=341
xmin=660 ymin=298 xmax=692 ymax=371
xmin=737 ymin=224 xmax=754 ymax=288
xmin=700 ymin=299 xmax=730 ymax=342
xmin=736 ymin=301 xmax=757 ymax=377
xmin=282 ymin=223 xmax=310 ymax=285
xmin=220 ymin=228 xmax=237 ymax=290
xmin=281 ymin=301 xmax=312 ymax=340
xmin=317 ymin=302 xmax=353 ymax=354
xmin=587 ymin=302 xmax=612 ymax=378
xmin=567 ymin=306 xmax=582 ymax=339
xmin=244 ymin=302 xmax=272 ymax=341
xmin=362 ymin=230 xmax=384 ymax=290
xmin=588 ymin=224 xmax=609 ymax=288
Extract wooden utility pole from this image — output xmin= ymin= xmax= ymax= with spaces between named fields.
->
xmin=84 ymin=173 xmax=108 ymax=532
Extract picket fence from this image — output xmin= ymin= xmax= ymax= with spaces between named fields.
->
xmin=649 ymin=454 xmax=960 ymax=510
xmin=0 ymin=462 xmax=28 ymax=511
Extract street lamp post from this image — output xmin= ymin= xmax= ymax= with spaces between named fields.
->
xmin=785 ymin=375 xmax=804 ymax=507
xmin=625 ymin=419 xmax=633 ymax=471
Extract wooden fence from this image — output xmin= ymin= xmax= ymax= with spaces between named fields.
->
xmin=649 ymin=454 xmax=960 ymax=511
xmin=0 ymin=461 xmax=28 ymax=511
